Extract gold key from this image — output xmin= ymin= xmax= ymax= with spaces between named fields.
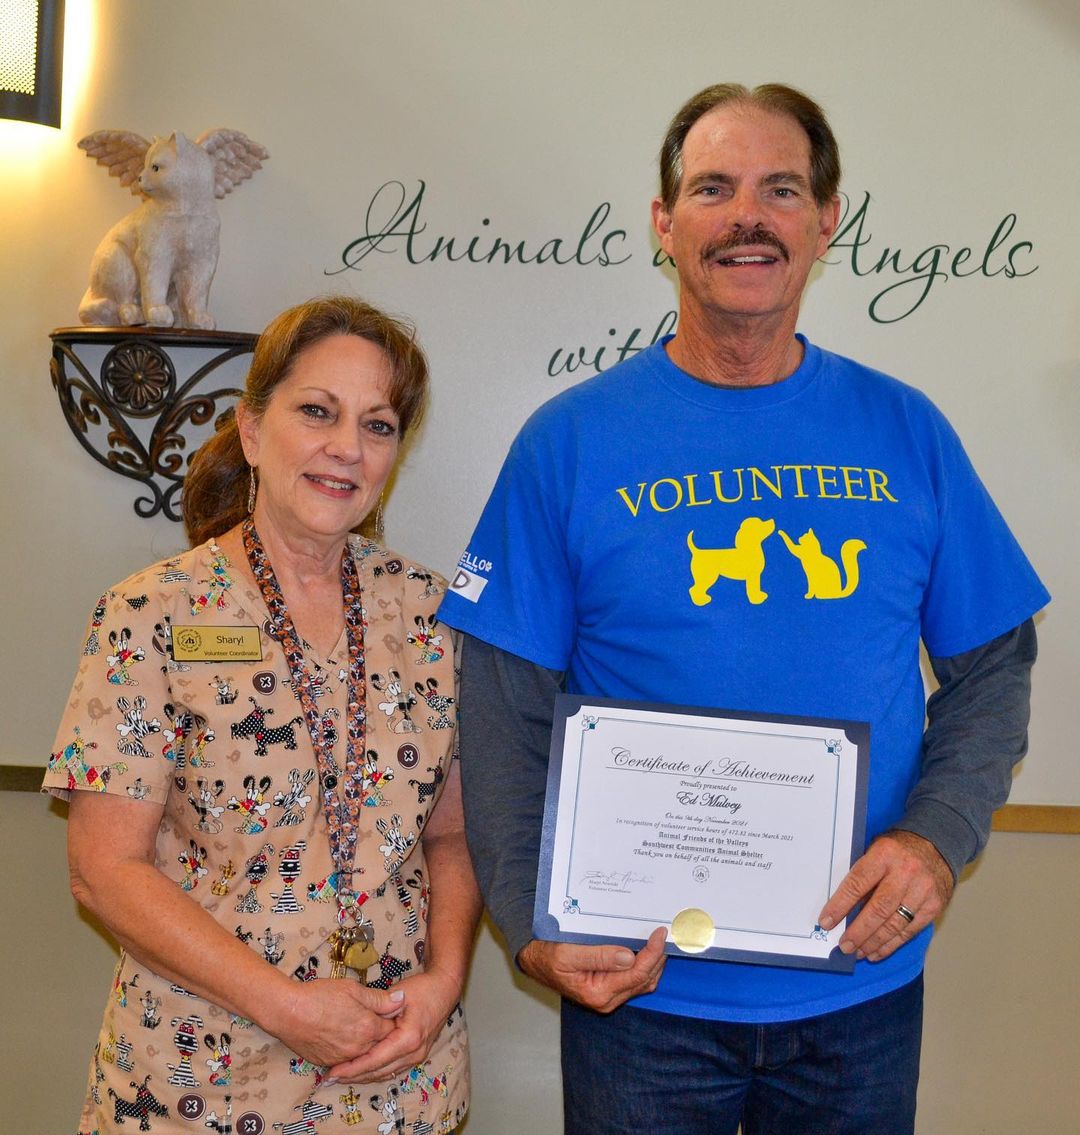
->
xmin=328 ymin=926 xmax=356 ymax=979
xmin=328 ymin=924 xmax=377 ymax=981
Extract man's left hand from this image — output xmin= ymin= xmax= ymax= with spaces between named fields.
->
xmin=818 ymin=830 xmax=955 ymax=962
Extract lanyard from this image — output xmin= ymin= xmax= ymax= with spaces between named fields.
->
xmin=242 ymin=519 xmax=368 ymax=924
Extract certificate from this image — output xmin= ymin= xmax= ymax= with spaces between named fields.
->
xmin=534 ymin=695 xmax=869 ymax=972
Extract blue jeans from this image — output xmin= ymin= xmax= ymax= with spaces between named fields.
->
xmin=561 ymin=976 xmax=923 ymax=1135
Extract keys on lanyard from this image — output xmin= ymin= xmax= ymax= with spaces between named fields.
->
xmin=328 ymin=923 xmax=379 ymax=981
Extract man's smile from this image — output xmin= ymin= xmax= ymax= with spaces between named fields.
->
xmin=703 ymin=231 xmax=790 ymax=266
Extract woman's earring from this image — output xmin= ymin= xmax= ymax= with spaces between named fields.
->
xmin=374 ymin=494 xmax=385 ymax=542
xmin=247 ymin=466 xmax=257 ymax=514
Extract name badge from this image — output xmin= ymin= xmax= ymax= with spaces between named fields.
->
xmin=171 ymin=625 xmax=263 ymax=662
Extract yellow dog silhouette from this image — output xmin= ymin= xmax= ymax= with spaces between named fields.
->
xmin=687 ymin=518 xmax=776 ymax=606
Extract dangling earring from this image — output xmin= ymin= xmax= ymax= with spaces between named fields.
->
xmin=247 ymin=466 xmax=257 ymax=514
xmin=374 ymin=494 xmax=385 ymax=543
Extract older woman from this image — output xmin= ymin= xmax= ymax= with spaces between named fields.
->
xmin=44 ymin=296 xmax=480 ymax=1134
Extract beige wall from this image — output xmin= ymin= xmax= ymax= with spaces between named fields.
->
xmin=3 ymin=1 xmax=1078 ymax=1131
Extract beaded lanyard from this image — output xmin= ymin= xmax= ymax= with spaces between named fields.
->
xmin=242 ymin=518 xmax=367 ymax=926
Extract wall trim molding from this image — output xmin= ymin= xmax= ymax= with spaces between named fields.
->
xmin=989 ymin=804 xmax=1080 ymax=834
xmin=4 ymin=764 xmax=1078 ymax=832
xmin=1 ymin=765 xmax=46 ymax=793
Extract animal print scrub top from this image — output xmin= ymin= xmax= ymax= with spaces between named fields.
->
xmin=43 ymin=536 xmax=468 ymax=1135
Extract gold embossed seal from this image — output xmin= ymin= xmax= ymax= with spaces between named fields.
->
xmin=671 ymin=907 xmax=715 ymax=954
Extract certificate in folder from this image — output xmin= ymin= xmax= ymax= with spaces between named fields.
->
xmin=534 ymin=694 xmax=870 ymax=972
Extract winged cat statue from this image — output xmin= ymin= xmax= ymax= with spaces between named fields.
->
xmin=77 ymin=128 xmax=269 ymax=330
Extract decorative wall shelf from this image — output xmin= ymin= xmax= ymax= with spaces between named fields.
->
xmin=50 ymin=326 xmax=257 ymax=521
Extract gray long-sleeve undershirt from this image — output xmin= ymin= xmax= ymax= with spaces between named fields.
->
xmin=458 ymin=620 xmax=1037 ymax=963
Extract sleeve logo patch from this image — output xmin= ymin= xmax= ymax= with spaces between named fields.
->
xmin=449 ymin=567 xmax=488 ymax=603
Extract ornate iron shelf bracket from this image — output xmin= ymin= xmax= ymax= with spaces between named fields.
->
xmin=50 ymin=326 xmax=257 ymax=521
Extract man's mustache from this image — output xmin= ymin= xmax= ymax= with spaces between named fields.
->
xmin=702 ymin=229 xmax=790 ymax=263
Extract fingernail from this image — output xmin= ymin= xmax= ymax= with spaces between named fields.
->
xmin=390 ymin=990 xmax=405 ymax=1002
xmin=839 ymin=940 xmax=855 ymax=955
xmin=615 ymin=950 xmax=634 ymax=968
xmin=322 ymin=1078 xmax=338 ymax=1087
xmin=818 ymin=915 xmax=834 ymax=930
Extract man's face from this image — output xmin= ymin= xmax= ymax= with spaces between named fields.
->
xmin=652 ymin=104 xmax=840 ymax=329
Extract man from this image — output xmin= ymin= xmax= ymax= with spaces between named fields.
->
xmin=438 ymin=84 xmax=1048 ymax=1134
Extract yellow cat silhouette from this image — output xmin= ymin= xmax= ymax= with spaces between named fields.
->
xmin=778 ymin=528 xmax=866 ymax=599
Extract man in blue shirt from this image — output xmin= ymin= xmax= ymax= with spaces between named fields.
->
xmin=439 ymin=83 xmax=1048 ymax=1134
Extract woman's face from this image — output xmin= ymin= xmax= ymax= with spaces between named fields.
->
xmin=238 ymin=334 xmax=401 ymax=549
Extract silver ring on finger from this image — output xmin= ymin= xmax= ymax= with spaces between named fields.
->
xmin=896 ymin=904 xmax=916 ymax=924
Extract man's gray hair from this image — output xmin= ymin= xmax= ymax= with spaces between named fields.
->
xmin=658 ymin=83 xmax=841 ymax=209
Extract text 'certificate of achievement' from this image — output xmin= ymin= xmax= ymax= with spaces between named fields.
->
xmin=534 ymin=695 xmax=870 ymax=972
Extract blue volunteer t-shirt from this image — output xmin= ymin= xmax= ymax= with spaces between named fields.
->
xmin=441 ymin=336 xmax=1049 ymax=1022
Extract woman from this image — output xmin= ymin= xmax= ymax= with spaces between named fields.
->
xmin=44 ymin=296 xmax=480 ymax=1135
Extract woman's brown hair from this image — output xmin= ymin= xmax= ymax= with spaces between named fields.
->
xmin=183 ymin=295 xmax=429 ymax=546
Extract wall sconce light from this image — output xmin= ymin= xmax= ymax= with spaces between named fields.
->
xmin=1 ymin=0 xmax=65 ymax=128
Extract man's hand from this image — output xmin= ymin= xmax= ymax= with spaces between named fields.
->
xmin=517 ymin=927 xmax=668 ymax=1014
xmin=818 ymin=830 xmax=954 ymax=962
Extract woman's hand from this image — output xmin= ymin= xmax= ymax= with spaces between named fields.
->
xmin=268 ymin=977 xmax=407 ymax=1070
xmin=324 ymin=967 xmax=462 ymax=1083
